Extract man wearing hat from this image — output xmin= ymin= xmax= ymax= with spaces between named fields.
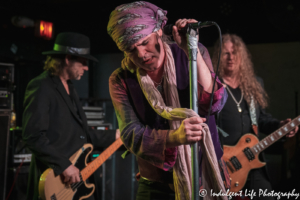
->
xmin=22 ymin=32 xmax=119 ymax=200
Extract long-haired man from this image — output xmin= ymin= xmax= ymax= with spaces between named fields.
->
xmin=212 ymin=34 xmax=298 ymax=199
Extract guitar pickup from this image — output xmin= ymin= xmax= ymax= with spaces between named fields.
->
xmin=243 ymin=147 xmax=255 ymax=161
xmin=229 ymin=156 xmax=242 ymax=170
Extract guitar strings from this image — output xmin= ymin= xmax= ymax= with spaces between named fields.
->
xmin=52 ymin=143 xmax=122 ymax=199
xmin=54 ymin=182 xmax=78 ymax=198
xmin=72 ymin=181 xmax=84 ymax=190
xmin=54 ymin=175 xmax=84 ymax=199
xmin=71 ymin=174 xmax=84 ymax=190
xmin=55 ymin=181 xmax=84 ymax=200
xmin=57 ymin=188 xmax=73 ymax=200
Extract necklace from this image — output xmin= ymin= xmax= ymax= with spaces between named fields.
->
xmin=151 ymin=74 xmax=164 ymax=94
xmin=225 ymin=85 xmax=243 ymax=112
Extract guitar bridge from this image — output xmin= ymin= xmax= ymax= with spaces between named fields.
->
xmin=229 ymin=156 xmax=242 ymax=170
xmin=243 ymin=147 xmax=255 ymax=161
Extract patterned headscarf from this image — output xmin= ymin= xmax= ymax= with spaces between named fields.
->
xmin=107 ymin=1 xmax=167 ymax=52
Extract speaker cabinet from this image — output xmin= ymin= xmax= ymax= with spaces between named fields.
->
xmin=0 ymin=63 xmax=14 ymax=111
xmin=0 ymin=112 xmax=11 ymax=200
xmin=6 ymin=165 xmax=29 ymax=200
xmin=91 ymin=150 xmax=139 ymax=200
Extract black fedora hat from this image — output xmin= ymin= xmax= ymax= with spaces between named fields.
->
xmin=42 ymin=32 xmax=98 ymax=62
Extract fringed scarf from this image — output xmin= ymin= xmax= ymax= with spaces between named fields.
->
xmin=134 ymin=42 xmax=227 ymax=200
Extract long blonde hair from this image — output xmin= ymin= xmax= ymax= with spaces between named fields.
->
xmin=212 ymin=34 xmax=268 ymax=108
xmin=44 ymin=55 xmax=80 ymax=76
xmin=44 ymin=55 xmax=66 ymax=76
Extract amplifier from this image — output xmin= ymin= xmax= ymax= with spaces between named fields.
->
xmin=0 ymin=63 xmax=14 ymax=86
xmin=0 ymin=90 xmax=13 ymax=110
xmin=83 ymin=106 xmax=105 ymax=126
xmin=14 ymin=154 xmax=32 ymax=163
xmin=92 ymin=123 xmax=112 ymax=130
xmin=0 ymin=112 xmax=11 ymax=200
xmin=0 ymin=63 xmax=14 ymax=111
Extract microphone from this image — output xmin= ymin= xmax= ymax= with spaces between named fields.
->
xmin=163 ymin=21 xmax=215 ymax=36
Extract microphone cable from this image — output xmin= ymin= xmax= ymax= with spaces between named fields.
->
xmin=199 ymin=22 xmax=222 ymax=184
xmin=205 ymin=21 xmax=222 ymax=125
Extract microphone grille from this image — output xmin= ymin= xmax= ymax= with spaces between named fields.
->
xmin=163 ymin=24 xmax=173 ymax=36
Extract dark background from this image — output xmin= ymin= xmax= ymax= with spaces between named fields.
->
xmin=1 ymin=1 xmax=300 ymax=199
xmin=1 ymin=0 xmax=300 ymax=57
xmin=1 ymin=0 xmax=300 ymax=125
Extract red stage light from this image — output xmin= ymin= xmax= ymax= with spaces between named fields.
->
xmin=37 ymin=20 xmax=53 ymax=39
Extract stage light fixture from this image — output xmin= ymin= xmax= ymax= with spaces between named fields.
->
xmin=11 ymin=16 xmax=54 ymax=40
xmin=11 ymin=16 xmax=35 ymax=28
xmin=37 ymin=20 xmax=53 ymax=40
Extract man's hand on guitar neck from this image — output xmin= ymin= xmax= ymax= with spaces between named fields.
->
xmin=280 ymin=118 xmax=299 ymax=138
xmin=61 ymin=165 xmax=81 ymax=185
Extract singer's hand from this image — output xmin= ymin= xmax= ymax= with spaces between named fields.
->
xmin=172 ymin=18 xmax=199 ymax=54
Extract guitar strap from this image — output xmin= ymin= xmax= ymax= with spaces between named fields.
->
xmin=249 ymin=96 xmax=259 ymax=136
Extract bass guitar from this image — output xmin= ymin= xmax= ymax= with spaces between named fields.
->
xmin=39 ymin=138 xmax=123 ymax=200
xmin=223 ymin=115 xmax=300 ymax=193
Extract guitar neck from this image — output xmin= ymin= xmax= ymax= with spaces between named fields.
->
xmin=80 ymin=138 xmax=123 ymax=181
xmin=251 ymin=115 xmax=300 ymax=155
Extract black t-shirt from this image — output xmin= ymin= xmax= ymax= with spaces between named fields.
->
xmin=221 ymin=85 xmax=254 ymax=146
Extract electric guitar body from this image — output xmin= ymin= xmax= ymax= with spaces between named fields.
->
xmin=39 ymin=138 xmax=123 ymax=200
xmin=223 ymin=115 xmax=300 ymax=193
xmin=223 ymin=134 xmax=265 ymax=193
xmin=39 ymin=144 xmax=94 ymax=200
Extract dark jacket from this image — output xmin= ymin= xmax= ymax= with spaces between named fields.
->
xmin=22 ymin=71 xmax=115 ymax=200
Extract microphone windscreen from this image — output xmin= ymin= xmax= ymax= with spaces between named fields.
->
xmin=163 ymin=24 xmax=174 ymax=36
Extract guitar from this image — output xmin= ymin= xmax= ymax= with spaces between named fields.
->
xmin=39 ymin=138 xmax=123 ymax=200
xmin=223 ymin=115 xmax=300 ymax=193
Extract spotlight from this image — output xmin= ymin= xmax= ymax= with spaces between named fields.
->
xmin=35 ymin=20 xmax=54 ymax=40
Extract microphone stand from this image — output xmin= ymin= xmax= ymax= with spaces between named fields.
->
xmin=187 ymin=23 xmax=200 ymax=200
xmin=186 ymin=21 xmax=222 ymax=200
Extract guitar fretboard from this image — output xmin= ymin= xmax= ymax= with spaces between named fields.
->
xmin=251 ymin=115 xmax=300 ymax=155
xmin=80 ymin=138 xmax=123 ymax=181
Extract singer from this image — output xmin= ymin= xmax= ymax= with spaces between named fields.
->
xmin=107 ymin=2 xmax=229 ymax=200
